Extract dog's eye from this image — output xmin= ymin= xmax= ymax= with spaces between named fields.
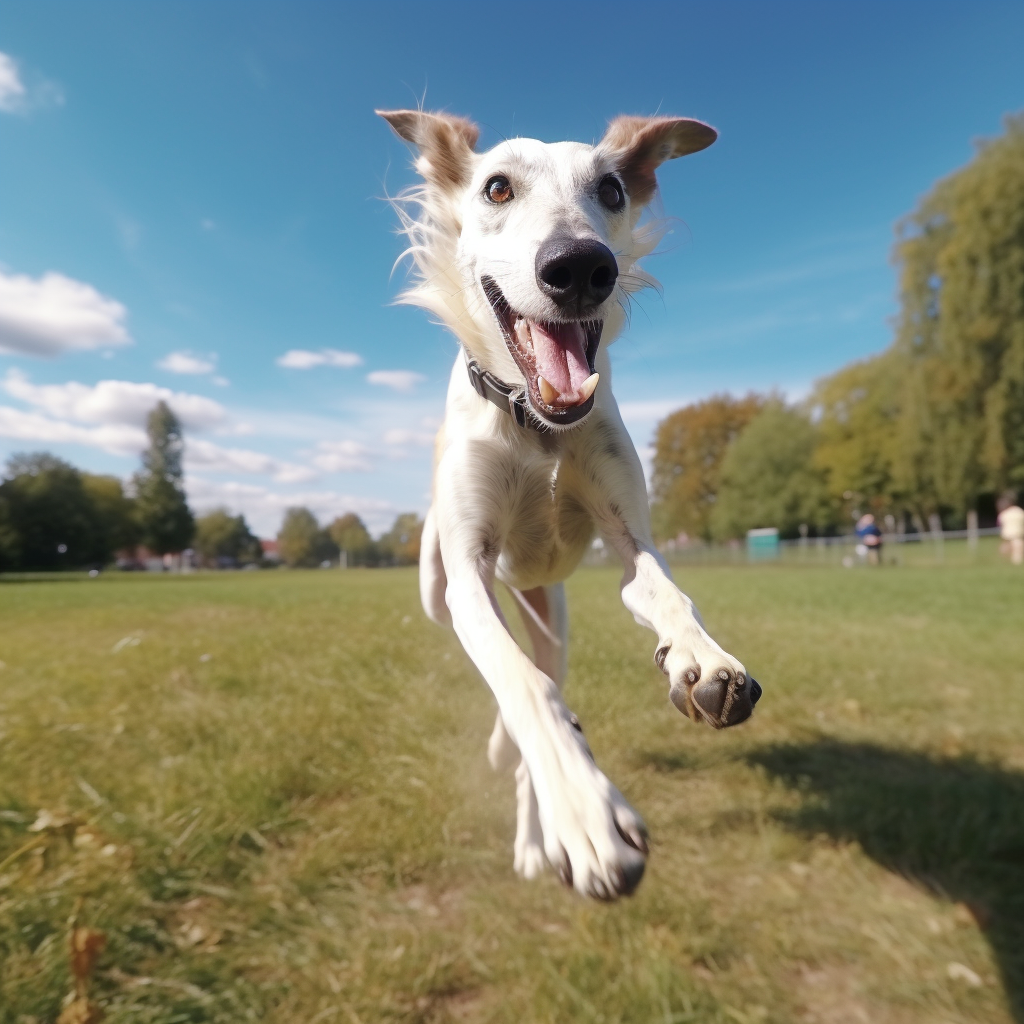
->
xmin=485 ymin=175 xmax=514 ymax=204
xmin=598 ymin=175 xmax=625 ymax=211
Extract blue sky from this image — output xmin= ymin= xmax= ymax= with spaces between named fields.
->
xmin=1 ymin=2 xmax=1022 ymax=536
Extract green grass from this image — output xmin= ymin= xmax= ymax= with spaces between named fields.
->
xmin=1 ymin=563 xmax=1022 ymax=1023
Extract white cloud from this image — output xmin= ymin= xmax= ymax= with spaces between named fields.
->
xmin=186 ymin=439 xmax=315 ymax=483
xmin=311 ymin=439 xmax=373 ymax=473
xmin=0 ymin=270 xmax=131 ymax=357
xmin=277 ymin=348 xmax=363 ymax=369
xmin=383 ymin=427 xmax=434 ymax=447
xmin=367 ymin=369 xmax=425 ymax=393
xmin=3 ymin=369 xmax=226 ymax=431
xmin=0 ymin=404 xmax=145 ymax=456
xmin=0 ymin=52 xmax=63 ymax=115
xmin=0 ymin=385 xmax=318 ymax=484
xmin=185 ymin=476 xmax=398 ymax=537
xmin=0 ymin=53 xmax=26 ymax=113
xmin=158 ymin=351 xmax=217 ymax=375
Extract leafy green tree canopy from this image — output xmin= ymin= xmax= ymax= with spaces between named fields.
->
xmin=194 ymin=508 xmax=261 ymax=566
xmin=82 ymin=473 xmax=140 ymax=555
xmin=133 ymin=401 xmax=194 ymax=555
xmin=650 ymin=394 xmax=764 ymax=542
xmin=328 ymin=513 xmax=373 ymax=566
xmin=378 ymin=512 xmax=423 ymax=566
xmin=810 ymin=352 xmax=902 ymax=515
xmin=891 ymin=112 xmax=1024 ymax=515
xmin=0 ymin=453 xmax=112 ymax=570
xmin=711 ymin=404 xmax=832 ymax=540
xmin=277 ymin=507 xmax=338 ymax=568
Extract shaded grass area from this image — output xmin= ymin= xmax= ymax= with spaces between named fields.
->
xmin=0 ymin=564 xmax=1022 ymax=1022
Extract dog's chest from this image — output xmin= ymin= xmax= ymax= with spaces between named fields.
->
xmin=495 ymin=448 xmax=595 ymax=589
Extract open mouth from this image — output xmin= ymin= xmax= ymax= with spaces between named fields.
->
xmin=481 ymin=276 xmax=602 ymax=427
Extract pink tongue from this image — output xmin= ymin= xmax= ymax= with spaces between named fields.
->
xmin=529 ymin=321 xmax=590 ymax=395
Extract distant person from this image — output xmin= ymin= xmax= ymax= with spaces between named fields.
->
xmin=997 ymin=492 xmax=1024 ymax=565
xmin=855 ymin=513 xmax=883 ymax=565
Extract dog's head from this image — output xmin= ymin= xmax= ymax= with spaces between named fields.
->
xmin=378 ymin=110 xmax=716 ymax=429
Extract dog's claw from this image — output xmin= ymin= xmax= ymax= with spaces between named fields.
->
xmin=615 ymin=817 xmax=649 ymax=856
xmin=654 ymin=644 xmax=670 ymax=673
xmin=669 ymin=680 xmax=695 ymax=719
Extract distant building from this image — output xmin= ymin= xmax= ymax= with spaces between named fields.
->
xmin=260 ymin=539 xmax=282 ymax=563
xmin=114 ymin=546 xmax=193 ymax=571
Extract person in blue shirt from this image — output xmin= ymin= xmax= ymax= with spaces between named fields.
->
xmin=855 ymin=513 xmax=883 ymax=565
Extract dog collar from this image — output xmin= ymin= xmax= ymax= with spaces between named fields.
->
xmin=466 ymin=359 xmax=541 ymax=431
xmin=466 ymin=358 xmax=595 ymax=432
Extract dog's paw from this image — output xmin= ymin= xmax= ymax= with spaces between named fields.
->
xmin=526 ymin=706 xmax=648 ymax=900
xmin=655 ymin=640 xmax=761 ymax=728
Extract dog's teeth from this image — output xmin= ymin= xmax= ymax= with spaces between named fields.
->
xmin=538 ymin=376 xmax=559 ymax=405
xmin=578 ymin=372 xmax=600 ymax=402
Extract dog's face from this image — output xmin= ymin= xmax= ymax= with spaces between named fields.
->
xmin=379 ymin=111 xmax=716 ymax=428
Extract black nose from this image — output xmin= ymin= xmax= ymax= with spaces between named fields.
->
xmin=535 ymin=235 xmax=618 ymax=310
xmin=749 ymin=679 xmax=762 ymax=706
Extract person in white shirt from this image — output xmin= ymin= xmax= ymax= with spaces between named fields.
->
xmin=996 ymin=491 xmax=1024 ymax=565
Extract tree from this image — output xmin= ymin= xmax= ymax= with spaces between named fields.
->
xmin=378 ymin=513 xmax=423 ymax=565
xmin=890 ymin=113 xmax=1024 ymax=521
xmin=194 ymin=508 xmax=261 ymax=567
xmin=0 ymin=453 xmax=110 ymax=569
xmin=82 ymin=473 xmax=140 ymax=555
xmin=650 ymin=394 xmax=764 ymax=541
xmin=133 ymin=401 xmax=194 ymax=554
xmin=810 ymin=351 xmax=903 ymax=515
xmin=711 ymin=404 xmax=833 ymax=540
xmin=277 ymin=507 xmax=338 ymax=567
xmin=328 ymin=512 xmax=374 ymax=566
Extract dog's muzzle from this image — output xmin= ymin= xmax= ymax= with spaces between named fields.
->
xmin=481 ymin=276 xmax=605 ymax=429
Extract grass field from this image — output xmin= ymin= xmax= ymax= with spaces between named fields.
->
xmin=1 ymin=560 xmax=1022 ymax=1023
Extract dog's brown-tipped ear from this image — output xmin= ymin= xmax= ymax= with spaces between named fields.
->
xmin=376 ymin=109 xmax=480 ymax=191
xmin=598 ymin=116 xmax=717 ymax=206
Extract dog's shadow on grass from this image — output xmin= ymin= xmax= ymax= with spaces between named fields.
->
xmin=749 ymin=740 xmax=1024 ymax=1021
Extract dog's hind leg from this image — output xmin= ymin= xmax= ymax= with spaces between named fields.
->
xmin=419 ymin=505 xmax=450 ymax=627
xmin=488 ymin=584 xmax=569 ymax=879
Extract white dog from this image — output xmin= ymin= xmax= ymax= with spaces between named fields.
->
xmin=379 ymin=109 xmax=761 ymax=900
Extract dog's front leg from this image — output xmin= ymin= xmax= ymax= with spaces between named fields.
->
xmin=436 ymin=463 xmax=647 ymax=898
xmin=592 ymin=427 xmax=761 ymax=728
xmin=617 ymin=541 xmax=760 ymax=726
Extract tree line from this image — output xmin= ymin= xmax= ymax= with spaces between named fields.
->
xmin=274 ymin=508 xmax=422 ymax=568
xmin=651 ymin=113 xmax=1024 ymax=541
xmin=0 ymin=401 xmax=193 ymax=571
xmin=0 ymin=398 xmax=423 ymax=571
